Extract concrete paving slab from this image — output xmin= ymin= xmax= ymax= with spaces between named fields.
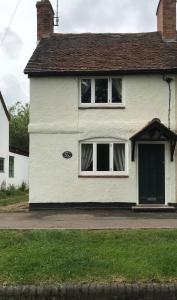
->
xmin=0 ymin=210 xmax=177 ymax=229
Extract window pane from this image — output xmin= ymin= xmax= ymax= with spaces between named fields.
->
xmin=112 ymin=78 xmax=122 ymax=103
xmin=114 ymin=144 xmax=125 ymax=171
xmin=81 ymin=79 xmax=91 ymax=103
xmin=81 ymin=144 xmax=93 ymax=171
xmin=95 ymin=79 xmax=108 ymax=103
xmin=9 ymin=156 xmax=14 ymax=178
xmin=97 ymin=144 xmax=109 ymax=171
xmin=0 ymin=158 xmax=4 ymax=172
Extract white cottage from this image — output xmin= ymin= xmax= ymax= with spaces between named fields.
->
xmin=0 ymin=92 xmax=29 ymax=188
xmin=25 ymin=0 xmax=177 ymax=210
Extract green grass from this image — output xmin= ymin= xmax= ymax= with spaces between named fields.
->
xmin=0 ymin=190 xmax=28 ymax=207
xmin=0 ymin=230 xmax=177 ymax=284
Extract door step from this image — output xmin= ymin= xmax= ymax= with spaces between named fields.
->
xmin=132 ymin=205 xmax=176 ymax=212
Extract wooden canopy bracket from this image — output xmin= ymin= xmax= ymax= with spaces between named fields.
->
xmin=131 ymin=141 xmax=136 ymax=162
xmin=170 ymin=140 xmax=176 ymax=162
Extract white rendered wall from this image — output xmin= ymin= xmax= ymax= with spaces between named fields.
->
xmin=29 ymin=75 xmax=177 ymax=204
xmin=8 ymin=153 xmax=29 ymax=187
xmin=0 ymin=100 xmax=9 ymax=188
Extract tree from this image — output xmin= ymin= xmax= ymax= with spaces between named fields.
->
xmin=9 ymin=102 xmax=29 ymax=154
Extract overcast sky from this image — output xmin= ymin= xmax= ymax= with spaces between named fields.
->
xmin=0 ymin=0 xmax=159 ymax=107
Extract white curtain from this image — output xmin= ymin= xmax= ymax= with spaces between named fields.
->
xmin=114 ymin=144 xmax=125 ymax=171
xmin=81 ymin=79 xmax=91 ymax=103
xmin=81 ymin=144 xmax=93 ymax=171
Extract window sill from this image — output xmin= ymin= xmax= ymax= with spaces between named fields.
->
xmin=79 ymin=105 xmax=125 ymax=110
xmin=79 ymin=175 xmax=129 ymax=178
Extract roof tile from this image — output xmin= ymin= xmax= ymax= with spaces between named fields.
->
xmin=24 ymin=32 xmax=177 ymax=75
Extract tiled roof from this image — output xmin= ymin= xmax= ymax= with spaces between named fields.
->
xmin=24 ymin=32 xmax=177 ymax=75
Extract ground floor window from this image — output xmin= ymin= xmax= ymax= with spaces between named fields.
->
xmin=0 ymin=158 xmax=5 ymax=173
xmin=9 ymin=156 xmax=14 ymax=178
xmin=80 ymin=142 xmax=128 ymax=175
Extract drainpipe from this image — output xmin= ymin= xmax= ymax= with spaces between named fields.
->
xmin=163 ymin=75 xmax=173 ymax=129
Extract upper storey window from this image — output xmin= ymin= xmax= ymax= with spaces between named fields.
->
xmin=95 ymin=79 xmax=108 ymax=103
xmin=80 ymin=77 xmax=123 ymax=107
xmin=81 ymin=79 xmax=91 ymax=103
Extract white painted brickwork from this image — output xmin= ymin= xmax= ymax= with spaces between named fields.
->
xmin=29 ymin=75 xmax=177 ymax=204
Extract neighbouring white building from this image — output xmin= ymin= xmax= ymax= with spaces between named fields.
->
xmin=0 ymin=92 xmax=29 ymax=189
xmin=25 ymin=0 xmax=177 ymax=210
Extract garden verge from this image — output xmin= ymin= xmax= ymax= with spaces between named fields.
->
xmin=0 ymin=189 xmax=28 ymax=212
xmin=1 ymin=230 xmax=177 ymax=285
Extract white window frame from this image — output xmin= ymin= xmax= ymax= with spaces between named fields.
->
xmin=79 ymin=77 xmax=125 ymax=108
xmin=80 ymin=141 xmax=128 ymax=176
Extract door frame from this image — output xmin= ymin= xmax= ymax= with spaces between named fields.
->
xmin=137 ymin=141 xmax=167 ymax=206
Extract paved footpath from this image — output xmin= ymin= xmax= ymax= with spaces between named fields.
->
xmin=1 ymin=210 xmax=177 ymax=229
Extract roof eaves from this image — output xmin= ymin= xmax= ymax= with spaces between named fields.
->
xmin=25 ymin=68 xmax=177 ymax=77
xmin=0 ymin=92 xmax=10 ymax=121
xmin=130 ymin=119 xmax=177 ymax=141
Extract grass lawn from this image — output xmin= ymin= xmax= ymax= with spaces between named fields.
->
xmin=1 ymin=230 xmax=177 ymax=284
xmin=0 ymin=190 xmax=28 ymax=207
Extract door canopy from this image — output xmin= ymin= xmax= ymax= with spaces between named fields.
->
xmin=130 ymin=118 xmax=177 ymax=161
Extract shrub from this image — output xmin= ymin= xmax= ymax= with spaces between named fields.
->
xmin=19 ymin=182 xmax=28 ymax=192
xmin=5 ymin=185 xmax=16 ymax=196
xmin=1 ymin=181 xmax=6 ymax=192
xmin=0 ymin=182 xmax=28 ymax=197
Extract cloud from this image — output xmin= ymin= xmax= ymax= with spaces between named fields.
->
xmin=0 ymin=74 xmax=28 ymax=106
xmin=0 ymin=0 xmax=161 ymax=105
xmin=59 ymin=0 xmax=159 ymax=33
xmin=0 ymin=28 xmax=23 ymax=59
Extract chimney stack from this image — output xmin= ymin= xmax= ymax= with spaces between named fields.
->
xmin=156 ymin=0 xmax=176 ymax=40
xmin=36 ymin=0 xmax=54 ymax=41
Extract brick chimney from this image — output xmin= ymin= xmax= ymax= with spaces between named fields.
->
xmin=156 ymin=0 xmax=176 ymax=40
xmin=36 ymin=0 xmax=54 ymax=41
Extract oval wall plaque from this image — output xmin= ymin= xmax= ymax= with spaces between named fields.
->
xmin=62 ymin=151 xmax=72 ymax=159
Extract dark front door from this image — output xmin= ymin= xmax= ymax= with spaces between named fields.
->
xmin=138 ymin=144 xmax=165 ymax=205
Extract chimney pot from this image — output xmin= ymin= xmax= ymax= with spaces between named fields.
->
xmin=36 ymin=0 xmax=54 ymax=41
xmin=156 ymin=0 xmax=176 ymax=40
